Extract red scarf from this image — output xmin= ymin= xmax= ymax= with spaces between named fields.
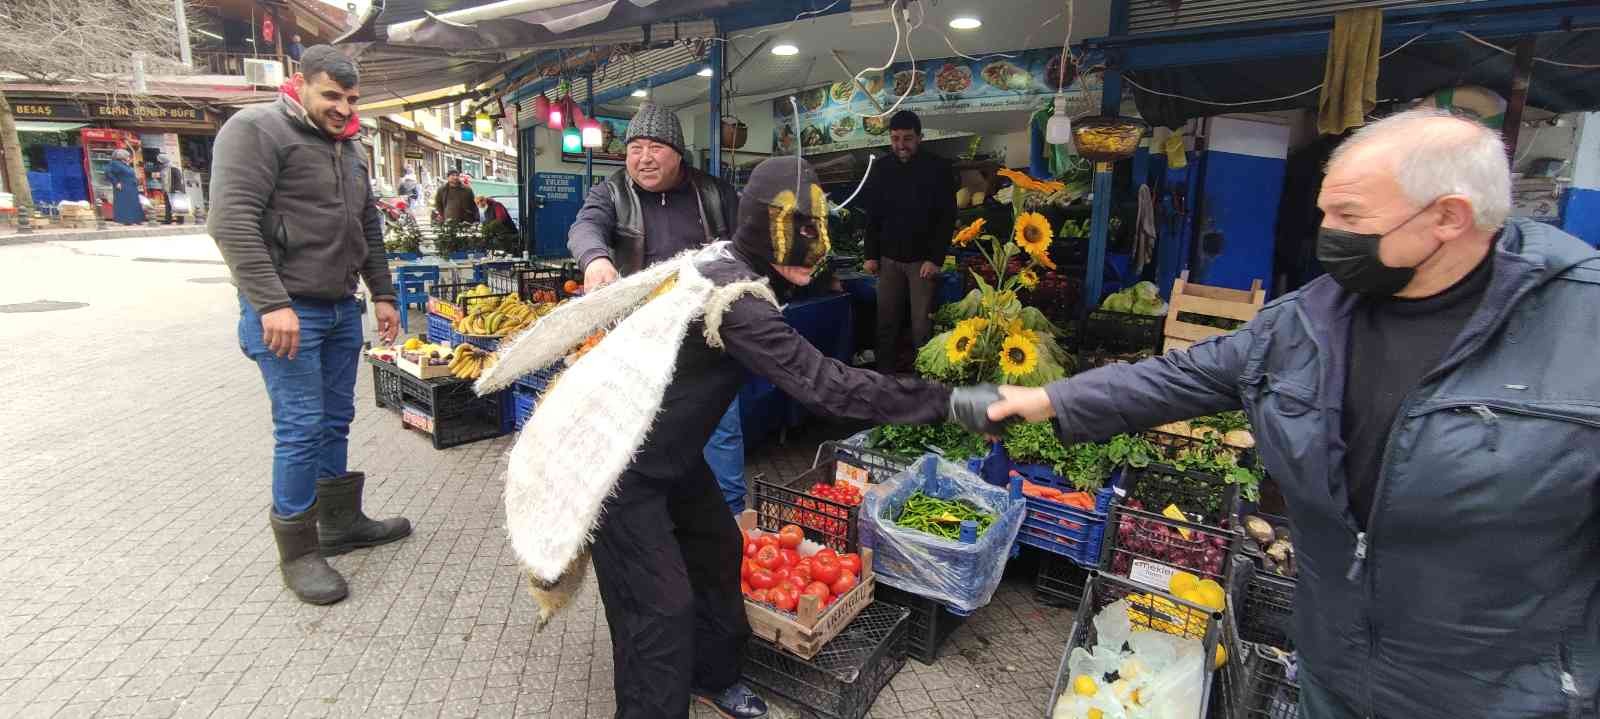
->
xmin=280 ymin=81 xmax=361 ymax=140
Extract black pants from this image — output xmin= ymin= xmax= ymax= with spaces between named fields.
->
xmin=590 ymin=464 xmax=750 ymax=719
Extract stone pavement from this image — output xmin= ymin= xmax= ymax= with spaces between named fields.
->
xmin=0 ymin=235 xmax=1079 ymax=719
xmin=0 ymin=222 xmax=208 ymax=246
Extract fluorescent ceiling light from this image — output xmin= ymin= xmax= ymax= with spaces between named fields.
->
xmin=949 ymin=16 xmax=982 ymax=30
xmin=631 ymin=89 xmax=648 ymax=98
xmin=698 ymin=67 xmax=713 ymax=77
xmin=771 ymin=43 xmax=800 ymax=56
xmin=195 ymin=29 xmax=224 ymax=41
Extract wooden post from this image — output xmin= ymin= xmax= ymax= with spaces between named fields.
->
xmin=1502 ymin=37 xmax=1536 ymax=159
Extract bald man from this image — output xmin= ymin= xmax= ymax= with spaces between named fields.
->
xmin=964 ymin=110 xmax=1600 ymax=718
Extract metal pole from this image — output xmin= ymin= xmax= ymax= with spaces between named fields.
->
xmin=709 ymin=32 xmax=724 ymax=178
xmin=1502 ymin=37 xmax=1536 ymax=161
xmin=584 ymin=74 xmax=594 ymax=187
xmin=174 ymin=0 xmax=192 ymax=68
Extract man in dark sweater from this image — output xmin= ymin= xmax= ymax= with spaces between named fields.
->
xmin=433 ymin=169 xmax=478 ymax=223
xmin=210 ymin=46 xmax=410 ymax=606
xmin=968 ymin=110 xmax=1600 ymax=719
xmin=565 ymin=103 xmax=750 ymax=514
xmin=862 ymin=110 xmax=957 ymax=373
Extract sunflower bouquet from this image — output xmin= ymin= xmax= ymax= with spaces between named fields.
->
xmin=914 ymin=169 xmax=1075 ymax=388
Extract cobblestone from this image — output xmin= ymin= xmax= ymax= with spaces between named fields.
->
xmin=1 ymin=236 xmax=1079 ymax=718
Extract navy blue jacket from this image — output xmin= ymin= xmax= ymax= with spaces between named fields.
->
xmin=1048 ymin=218 xmax=1600 ymax=718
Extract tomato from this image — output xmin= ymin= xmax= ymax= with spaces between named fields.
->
xmin=839 ymin=553 xmax=862 ymax=576
xmin=748 ymin=568 xmax=777 ymax=590
xmin=811 ymin=554 xmax=842 ymax=585
xmin=754 ymin=545 xmax=783 ymax=571
xmin=744 ymin=540 xmax=759 ymax=558
xmin=822 ymin=594 xmax=837 ymax=608
xmin=778 ymin=525 xmax=805 ymax=549
xmin=779 ymin=548 xmax=800 ymax=568
xmin=772 ymin=567 xmax=790 ymax=583
xmin=741 ymin=558 xmax=756 ymax=581
xmin=745 ymin=529 xmax=764 ymax=543
xmin=829 ymin=570 xmax=857 ymax=597
xmin=741 ymin=581 xmax=751 ymax=596
xmin=756 ymin=534 xmax=780 ymax=549
xmin=813 ymin=547 xmax=838 ymax=561
xmin=784 ymin=574 xmax=808 ymax=592
xmin=801 ymin=581 xmax=831 ymax=606
xmin=793 ymin=558 xmax=813 ymax=582
xmin=748 ymin=588 xmax=770 ymax=604
xmin=768 ymin=586 xmax=797 ymax=613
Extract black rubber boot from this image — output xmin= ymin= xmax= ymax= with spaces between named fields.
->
xmin=270 ymin=504 xmax=349 ymax=605
xmin=316 ymin=472 xmax=413 ymax=557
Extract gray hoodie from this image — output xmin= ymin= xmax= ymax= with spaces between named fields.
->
xmin=208 ymin=96 xmax=395 ymax=313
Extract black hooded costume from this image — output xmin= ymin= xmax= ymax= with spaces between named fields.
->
xmin=588 ymin=157 xmax=952 ymax=718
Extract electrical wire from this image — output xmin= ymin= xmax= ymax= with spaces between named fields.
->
xmin=858 ymin=0 xmax=905 ymax=76
xmin=862 ymin=0 xmax=924 ymax=119
xmin=1457 ymin=31 xmax=1600 ymax=69
xmin=1121 ymin=33 xmax=1427 ymax=107
xmin=939 ymin=30 xmax=1016 ymax=63
xmin=1513 ymin=123 xmax=1544 ymax=167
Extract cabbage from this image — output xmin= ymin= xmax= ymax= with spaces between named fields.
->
xmin=1132 ymin=281 xmax=1160 ymax=302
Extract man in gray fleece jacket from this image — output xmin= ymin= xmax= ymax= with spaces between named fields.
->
xmin=210 ymin=46 xmax=411 ymax=606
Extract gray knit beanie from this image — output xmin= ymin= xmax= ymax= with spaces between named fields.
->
xmin=624 ymin=102 xmax=686 ymax=158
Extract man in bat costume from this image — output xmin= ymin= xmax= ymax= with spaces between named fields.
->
xmin=476 ymin=157 xmax=1002 ymax=719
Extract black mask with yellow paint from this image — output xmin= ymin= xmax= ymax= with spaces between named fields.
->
xmin=732 ymin=157 xmax=831 ymax=287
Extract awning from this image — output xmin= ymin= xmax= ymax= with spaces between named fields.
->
xmin=14 ymin=121 xmax=87 ymax=133
xmin=355 ymin=0 xmax=736 ymax=50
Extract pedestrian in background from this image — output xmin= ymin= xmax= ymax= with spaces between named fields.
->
xmin=565 ymin=101 xmax=751 ymax=513
xmin=861 ymin=110 xmax=956 ymax=374
xmin=433 ymin=169 xmax=478 ymax=223
xmin=106 ymin=149 xmax=144 ymax=225
xmin=209 ymin=45 xmax=411 ymax=605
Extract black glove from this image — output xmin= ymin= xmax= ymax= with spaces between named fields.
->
xmin=948 ymin=383 xmax=1013 ymax=436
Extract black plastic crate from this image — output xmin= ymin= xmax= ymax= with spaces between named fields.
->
xmin=752 ymin=441 xmax=903 ymax=554
xmin=1232 ymin=564 xmax=1295 ymax=653
xmin=1119 ymin=463 xmax=1244 ymax=529
xmin=742 ymin=601 xmax=909 ymax=719
xmin=874 ymin=583 xmax=965 ymax=665
xmin=1102 ymin=466 xmax=1245 ymax=592
xmin=1033 ymin=551 xmax=1090 ymax=606
xmin=488 ymin=264 xmax=576 ymax=301
xmin=368 ymin=358 xmax=508 ymax=449
xmin=1050 ymin=572 xmax=1223 ymax=719
xmin=1237 ymin=644 xmax=1299 ymax=719
xmin=1080 ymin=309 xmax=1164 ymax=354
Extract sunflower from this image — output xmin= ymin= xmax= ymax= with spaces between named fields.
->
xmin=945 ymin=320 xmax=983 ymax=363
xmin=999 ymin=334 xmax=1040 ymax=377
xmin=981 ymin=290 xmax=1016 ymax=311
xmin=1014 ymin=212 xmax=1053 ymax=255
xmin=998 ymin=168 xmax=1067 ymax=195
xmin=953 ymin=218 xmax=985 ymax=247
xmin=1017 ymin=268 xmax=1039 ymax=290
xmin=1005 ymin=318 xmax=1039 ymax=345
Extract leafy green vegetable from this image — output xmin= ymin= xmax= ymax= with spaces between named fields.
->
xmin=868 ymin=423 xmax=988 ymax=461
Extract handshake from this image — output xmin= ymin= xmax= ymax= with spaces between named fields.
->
xmin=947 ymin=384 xmax=1055 ymax=435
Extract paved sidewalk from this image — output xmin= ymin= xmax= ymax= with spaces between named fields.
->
xmin=0 ymin=235 xmax=1077 ymax=719
xmin=0 ymin=222 xmax=208 ymax=246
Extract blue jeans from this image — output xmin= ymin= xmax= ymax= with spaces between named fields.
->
xmin=703 ymin=398 xmax=746 ymax=514
xmin=238 ymin=294 xmax=364 ymax=517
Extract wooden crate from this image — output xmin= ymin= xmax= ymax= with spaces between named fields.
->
xmin=1161 ymin=271 xmax=1266 ymax=353
xmin=396 ymin=350 xmax=455 ymax=380
xmin=738 ymin=510 xmax=877 ymax=660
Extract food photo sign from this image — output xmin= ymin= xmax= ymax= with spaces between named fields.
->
xmin=773 ymin=47 xmax=1104 ymax=154
xmin=561 ymin=114 xmax=631 ymax=165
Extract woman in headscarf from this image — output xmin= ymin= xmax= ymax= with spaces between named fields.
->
xmin=105 ymin=149 xmax=144 ymax=225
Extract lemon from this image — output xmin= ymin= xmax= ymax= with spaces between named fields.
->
xmin=1214 ymin=643 xmax=1229 ymax=669
xmin=1195 ymin=579 xmax=1226 ymax=611
xmin=1168 ymin=571 xmax=1200 ymax=596
xmin=1072 ymin=674 xmax=1098 ymax=697
xmin=1088 ymin=710 xmax=1104 ymax=719
xmin=403 ymin=337 xmax=422 ymax=350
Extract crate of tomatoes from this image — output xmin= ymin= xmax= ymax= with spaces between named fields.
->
xmin=753 ymin=440 xmax=907 ymax=554
xmin=737 ymin=511 xmax=876 ymax=660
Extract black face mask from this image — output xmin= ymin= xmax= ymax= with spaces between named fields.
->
xmin=1316 ymin=204 xmax=1438 ymax=297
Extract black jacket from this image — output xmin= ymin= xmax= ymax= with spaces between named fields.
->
xmin=568 ymin=166 xmax=738 ymax=276
xmin=863 ymin=152 xmax=957 ymax=264
xmin=628 ymin=249 xmax=952 ymax=479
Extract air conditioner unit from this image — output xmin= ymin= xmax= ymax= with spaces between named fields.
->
xmin=243 ymin=59 xmax=285 ymax=87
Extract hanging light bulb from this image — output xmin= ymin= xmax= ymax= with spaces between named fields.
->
xmin=561 ymin=125 xmax=583 ymax=154
xmin=532 ymin=95 xmax=550 ymax=125
xmin=474 ymin=111 xmax=493 ymax=138
xmin=581 ymin=119 xmax=603 ymax=148
xmin=1046 ymin=95 xmax=1073 ymax=145
xmin=548 ymin=101 xmax=565 ymax=130
xmin=459 ymin=121 xmax=475 ymax=142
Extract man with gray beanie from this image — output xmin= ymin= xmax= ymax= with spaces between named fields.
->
xmin=568 ymin=102 xmax=752 ymax=515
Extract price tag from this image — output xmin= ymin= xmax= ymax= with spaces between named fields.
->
xmin=833 ymin=461 xmax=869 ymax=491
xmin=1128 ymin=559 xmax=1178 ymax=591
